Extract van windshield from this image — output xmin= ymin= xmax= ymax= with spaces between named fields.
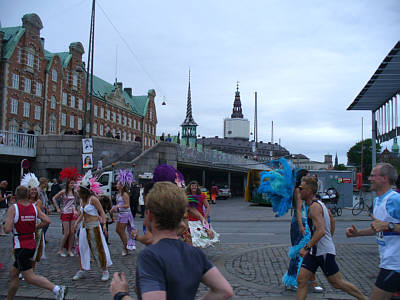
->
xmin=98 ymin=174 xmax=109 ymax=186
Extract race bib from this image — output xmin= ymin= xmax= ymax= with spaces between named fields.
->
xmin=376 ymin=231 xmax=385 ymax=246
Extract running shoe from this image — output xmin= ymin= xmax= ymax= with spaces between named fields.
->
xmin=55 ymin=285 xmax=67 ymax=300
xmin=311 ymin=281 xmax=323 ymax=293
xmin=121 ymin=249 xmax=128 ymax=256
xmin=101 ymin=270 xmax=110 ymax=281
xmin=72 ymin=270 xmax=86 ymax=280
xmin=67 ymin=251 xmax=74 ymax=257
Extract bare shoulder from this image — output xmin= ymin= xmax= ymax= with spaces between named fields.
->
xmin=309 ymin=201 xmax=322 ymax=216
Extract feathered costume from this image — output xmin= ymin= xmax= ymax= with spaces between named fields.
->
xmin=115 ymin=169 xmax=136 ymax=250
xmin=20 ymin=173 xmax=46 ymax=262
xmin=187 ymin=193 xmax=219 ymax=248
xmin=257 ymin=158 xmax=311 ymax=288
xmin=77 ymin=171 xmax=112 ymax=270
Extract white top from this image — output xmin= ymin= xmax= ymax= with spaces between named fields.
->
xmin=310 ymin=200 xmax=336 ymax=256
xmin=139 ymin=188 xmax=144 ymax=206
xmin=80 ymin=198 xmax=98 ymax=216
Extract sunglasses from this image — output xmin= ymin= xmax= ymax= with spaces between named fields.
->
xmin=298 ymin=185 xmax=306 ymax=191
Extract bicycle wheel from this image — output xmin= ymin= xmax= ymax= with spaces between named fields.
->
xmin=352 ymin=202 xmax=364 ymax=216
xmin=336 ymin=207 xmax=342 ymax=216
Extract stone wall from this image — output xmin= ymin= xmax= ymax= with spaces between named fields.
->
xmin=103 ymin=141 xmax=178 ymax=179
xmin=33 ymin=135 xmax=141 ymax=178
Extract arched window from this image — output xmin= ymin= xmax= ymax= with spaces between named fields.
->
xmin=52 ymin=69 xmax=57 ymax=82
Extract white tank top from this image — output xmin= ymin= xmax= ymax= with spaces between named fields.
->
xmin=373 ymin=190 xmax=400 ymax=270
xmin=310 ymin=200 xmax=336 ymax=256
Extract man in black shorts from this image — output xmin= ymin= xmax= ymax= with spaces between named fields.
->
xmin=110 ymin=181 xmax=234 ymax=300
xmin=296 ymin=176 xmax=366 ymax=300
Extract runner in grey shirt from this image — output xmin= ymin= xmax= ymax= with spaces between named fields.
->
xmin=296 ymin=176 xmax=366 ymax=300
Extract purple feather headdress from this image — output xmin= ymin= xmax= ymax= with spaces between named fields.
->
xmin=117 ymin=169 xmax=134 ymax=186
xmin=153 ymin=164 xmax=185 ymax=187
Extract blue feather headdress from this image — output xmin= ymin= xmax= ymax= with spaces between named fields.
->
xmin=258 ymin=158 xmax=295 ymax=217
xmin=117 ymin=169 xmax=134 ymax=186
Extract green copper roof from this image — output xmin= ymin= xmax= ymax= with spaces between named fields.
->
xmin=90 ymin=75 xmax=149 ymax=117
xmin=0 ymin=26 xmax=25 ymax=60
xmin=44 ymin=50 xmax=71 ymax=71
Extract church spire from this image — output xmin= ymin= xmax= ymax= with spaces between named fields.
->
xmin=231 ymin=81 xmax=243 ymax=118
xmin=181 ymin=69 xmax=198 ymax=126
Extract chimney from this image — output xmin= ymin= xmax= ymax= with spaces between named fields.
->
xmin=69 ymin=42 xmax=85 ymax=59
xmin=40 ymin=37 xmax=45 ymax=48
xmin=124 ymin=87 xmax=132 ymax=97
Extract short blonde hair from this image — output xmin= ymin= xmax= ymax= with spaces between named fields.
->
xmin=146 ymin=181 xmax=188 ymax=230
xmin=301 ymin=176 xmax=318 ymax=195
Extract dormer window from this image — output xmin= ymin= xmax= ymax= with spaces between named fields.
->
xmin=52 ymin=69 xmax=57 ymax=82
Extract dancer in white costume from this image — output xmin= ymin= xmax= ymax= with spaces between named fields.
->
xmin=72 ymin=171 xmax=112 ymax=282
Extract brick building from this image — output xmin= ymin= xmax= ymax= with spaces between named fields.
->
xmin=0 ymin=13 xmax=157 ymax=149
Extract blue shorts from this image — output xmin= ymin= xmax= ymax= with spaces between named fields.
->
xmin=301 ymin=253 xmax=339 ymax=277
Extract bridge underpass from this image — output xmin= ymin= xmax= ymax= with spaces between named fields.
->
xmin=177 ymin=162 xmax=247 ymax=197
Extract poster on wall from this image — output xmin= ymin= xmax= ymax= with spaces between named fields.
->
xmin=82 ymin=138 xmax=93 ymax=154
xmin=82 ymin=153 xmax=93 ymax=169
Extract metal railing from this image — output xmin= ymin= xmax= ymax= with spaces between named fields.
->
xmin=0 ymin=131 xmax=37 ymax=157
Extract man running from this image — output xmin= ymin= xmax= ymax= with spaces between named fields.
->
xmin=346 ymin=163 xmax=400 ymax=300
xmin=296 ymin=176 xmax=366 ymax=300
xmin=4 ymin=185 xmax=66 ymax=300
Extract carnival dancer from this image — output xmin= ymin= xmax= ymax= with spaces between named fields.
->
xmin=72 ymin=171 xmax=112 ymax=281
xmin=109 ymin=169 xmax=136 ymax=256
xmin=21 ymin=173 xmax=46 ymax=269
xmin=53 ymin=167 xmax=79 ymax=257
xmin=258 ymin=160 xmax=322 ymax=291
xmin=5 ymin=185 xmax=67 ymax=300
xmin=186 ymin=181 xmax=219 ymax=248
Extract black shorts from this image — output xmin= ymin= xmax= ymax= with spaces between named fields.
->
xmin=375 ymin=268 xmax=400 ymax=293
xmin=301 ymin=253 xmax=339 ymax=277
xmin=13 ymin=248 xmax=35 ymax=272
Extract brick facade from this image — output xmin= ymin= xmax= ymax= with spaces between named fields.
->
xmin=0 ymin=13 xmax=157 ymax=149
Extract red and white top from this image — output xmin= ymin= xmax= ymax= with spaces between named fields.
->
xmin=13 ymin=203 xmax=37 ymax=249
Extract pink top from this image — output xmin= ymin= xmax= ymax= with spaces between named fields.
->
xmin=62 ymin=193 xmax=75 ymax=214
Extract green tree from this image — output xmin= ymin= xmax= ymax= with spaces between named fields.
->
xmin=347 ymin=139 xmax=381 ymax=179
xmin=334 ymin=164 xmax=347 ymax=170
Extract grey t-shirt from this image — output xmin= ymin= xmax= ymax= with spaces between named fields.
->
xmin=136 ymin=238 xmax=213 ymax=300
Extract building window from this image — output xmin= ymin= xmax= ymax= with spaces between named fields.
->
xmin=128 ymin=118 xmax=132 ymax=127
xmin=93 ymin=122 xmax=97 ymax=134
xmin=24 ymin=78 xmax=31 ymax=93
xmin=27 ymin=52 xmax=34 ymax=68
xmin=69 ymin=115 xmax=75 ymax=129
xmin=87 ymin=102 xmax=90 ymax=110
xmin=36 ymin=82 xmax=42 ymax=97
xmin=17 ymin=49 xmax=21 ymax=63
xmin=37 ymin=58 xmax=40 ymax=71
xmin=12 ymin=74 xmax=19 ymax=89
xmin=49 ymin=116 xmax=56 ymax=133
xmin=52 ymin=69 xmax=57 ymax=82
xmin=123 ymin=131 xmax=126 ymax=140
xmin=77 ymin=118 xmax=82 ymax=130
xmin=134 ymin=119 xmax=137 ymax=129
xmin=70 ymin=96 xmax=75 ymax=108
xmin=100 ymin=124 xmax=104 ymax=136
xmin=23 ymin=102 xmax=30 ymax=117
xmin=86 ymin=123 xmax=90 ymax=133
xmin=112 ymin=112 xmax=116 ymax=123
xmin=78 ymin=98 xmax=83 ymax=110
xmin=61 ymin=113 xmax=66 ymax=126
xmin=62 ymin=92 xmax=67 ymax=105
xmin=138 ymin=121 xmax=141 ymax=130
xmin=118 ymin=114 xmax=122 ymax=124
xmin=123 ymin=116 xmax=127 ymax=126
xmin=94 ymin=105 xmax=98 ymax=117
xmin=128 ymin=133 xmax=131 ymax=141
xmin=34 ymin=105 xmax=41 ymax=120
xmin=106 ymin=110 xmax=110 ymax=120
xmin=149 ymin=109 xmax=152 ymax=121
xmin=112 ymin=128 xmax=116 ymax=136
xmin=100 ymin=107 xmax=104 ymax=118
xmin=72 ymin=74 xmax=78 ymax=87
xmin=51 ymin=96 xmax=56 ymax=109
xmin=10 ymin=98 xmax=18 ymax=114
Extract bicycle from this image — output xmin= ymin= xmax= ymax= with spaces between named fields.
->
xmin=352 ymin=190 xmax=373 ymax=216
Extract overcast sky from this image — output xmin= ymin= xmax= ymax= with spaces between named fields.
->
xmin=2 ymin=0 xmax=399 ymax=164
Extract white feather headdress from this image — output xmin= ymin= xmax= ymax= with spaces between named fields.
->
xmin=21 ymin=173 xmax=40 ymax=189
xmin=78 ymin=170 xmax=103 ymax=196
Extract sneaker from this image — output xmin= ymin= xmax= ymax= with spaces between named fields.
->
xmin=58 ymin=251 xmax=67 ymax=257
xmin=67 ymin=251 xmax=74 ymax=257
xmin=19 ymin=273 xmax=25 ymax=281
xmin=101 ymin=270 xmax=110 ymax=281
xmin=72 ymin=270 xmax=86 ymax=280
xmin=311 ymin=281 xmax=323 ymax=293
xmin=121 ymin=249 xmax=128 ymax=256
xmin=55 ymin=285 xmax=67 ymax=300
